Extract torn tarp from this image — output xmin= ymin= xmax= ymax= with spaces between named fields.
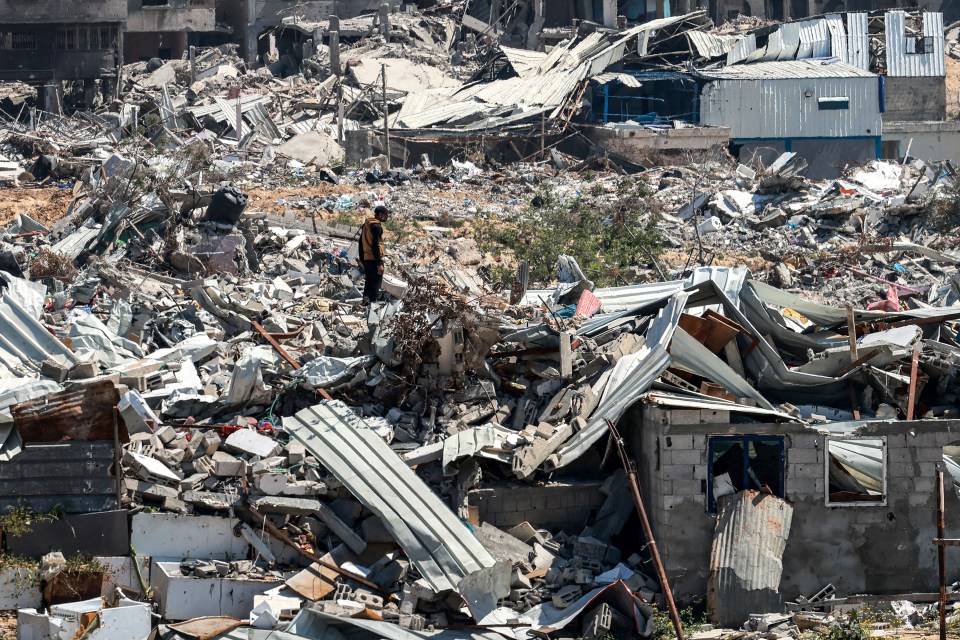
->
xmin=0 ymin=292 xmax=77 ymax=378
xmin=296 ymin=355 xmax=375 ymax=389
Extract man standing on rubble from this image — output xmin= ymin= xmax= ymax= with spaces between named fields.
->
xmin=359 ymin=205 xmax=391 ymax=304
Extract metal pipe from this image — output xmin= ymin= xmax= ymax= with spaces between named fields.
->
xmin=938 ymin=469 xmax=947 ymax=640
xmin=606 ymin=419 xmax=685 ymax=640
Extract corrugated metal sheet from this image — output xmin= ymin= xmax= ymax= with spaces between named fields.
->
xmin=500 ymin=46 xmax=549 ymax=77
xmin=699 ymin=61 xmax=880 ymax=140
xmin=701 ymin=59 xmax=874 ymax=79
xmin=593 ymin=72 xmax=642 ymax=88
xmin=551 ymin=291 xmax=688 ymax=470
xmin=765 ymin=21 xmax=800 ymax=61
xmin=0 ymin=293 xmax=77 ymax=376
xmin=187 ymin=95 xmax=268 ymax=121
xmin=825 ymin=15 xmax=847 ymax=62
xmin=886 ymin=10 xmax=945 ymax=77
xmin=636 ymin=14 xmax=692 ymax=55
xmin=670 ymin=327 xmax=775 ymax=410
xmin=52 ymin=224 xmax=100 ymax=259
xmin=846 ymin=12 xmax=870 ymax=70
xmin=727 ymin=33 xmax=756 ymax=65
xmin=643 ymin=392 xmax=799 ymax=421
xmin=284 ymin=401 xmax=496 ymax=593
xmin=0 ymin=441 xmax=118 ymax=514
xmin=707 ymin=491 xmax=793 ymax=627
xmin=688 ymin=31 xmax=739 ymax=59
xmin=13 ymin=379 xmax=121 ymax=443
xmin=797 ymin=18 xmax=831 ymax=58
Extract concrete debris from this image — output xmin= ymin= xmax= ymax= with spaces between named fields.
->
xmin=1 ymin=2 xmax=960 ymax=639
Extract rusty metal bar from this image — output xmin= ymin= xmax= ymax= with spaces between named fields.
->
xmin=243 ymin=504 xmax=381 ymax=592
xmin=113 ymin=408 xmax=123 ymax=507
xmin=252 ymin=321 xmax=333 ymax=401
xmin=938 ymin=469 xmax=947 ymax=640
xmin=846 ymin=268 xmax=927 ymax=296
xmin=835 ymin=348 xmax=882 ymax=378
xmin=606 ymin=419 xmax=684 ymax=640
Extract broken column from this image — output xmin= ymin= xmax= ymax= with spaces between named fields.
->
xmin=379 ymin=3 xmax=390 ymax=37
xmin=601 ymin=0 xmax=617 ymax=28
xmin=329 ymin=15 xmax=341 ymax=76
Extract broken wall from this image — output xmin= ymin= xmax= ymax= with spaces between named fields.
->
xmin=631 ymin=404 xmax=960 ymax=603
xmin=126 ymin=0 xmax=216 ymax=32
xmin=882 ymin=121 xmax=960 ymax=161
xmin=582 ymin=125 xmax=732 ymax=166
xmin=0 ymin=0 xmax=127 ymax=23
xmin=883 ymin=76 xmax=947 ymax=122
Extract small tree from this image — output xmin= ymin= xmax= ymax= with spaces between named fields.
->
xmin=506 ymin=178 xmax=663 ymax=287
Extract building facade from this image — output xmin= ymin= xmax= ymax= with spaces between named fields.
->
xmin=698 ymin=60 xmax=882 ymax=177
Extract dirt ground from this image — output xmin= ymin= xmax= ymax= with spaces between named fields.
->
xmin=0 ymin=187 xmax=76 ymax=228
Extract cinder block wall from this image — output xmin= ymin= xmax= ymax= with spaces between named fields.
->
xmin=630 ymin=406 xmax=960 ymax=602
xmin=468 ymin=481 xmax=606 ymax=534
xmin=883 ymin=76 xmax=947 ymax=122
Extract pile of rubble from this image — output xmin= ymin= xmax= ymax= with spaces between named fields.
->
xmin=3 ymin=5 xmax=960 ymax=640
xmin=0 ymin=139 xmax=960 ymax=638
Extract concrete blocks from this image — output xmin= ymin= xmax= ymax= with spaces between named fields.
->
xmin=670 ymin=449 xmax=704 ymax=465
xmin=662 ymin=465 xmax=695 ymax=481
xmin=131 ymin=513 xmax=249 ymax=560
xmin=211 ymin=451 xmax=245 ymax=477
xmin=152 ymin=561 xmax=282 ymax=621
xmin=0 ymin=566 xmax=40 ymax=610
xmin=225 ymin=429 xmax=282 ymax=459
xmin=787 ymin=447 xmax=820 ymax=464
xmin=252 ymin=496 xmax=322 ymax=516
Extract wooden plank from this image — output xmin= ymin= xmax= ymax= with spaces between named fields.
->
xmin=285 ymin=561 xmax=340 ymax=601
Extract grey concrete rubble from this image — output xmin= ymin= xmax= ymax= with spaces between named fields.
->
xmin=1 ymin=2 xmax=960 ymax=640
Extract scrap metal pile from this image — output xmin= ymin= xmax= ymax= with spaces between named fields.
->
xmin=1 ymin=6 xmax=960 ymax=640
xmin=0 ymin=139 xmax=960 ymax=638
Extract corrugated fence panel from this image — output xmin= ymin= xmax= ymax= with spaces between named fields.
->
xmin=0 ymin=441 xmax=118 ymax=513
xmin=847 ymin=12 xmax=870 ymax=70
xmin=886 ymin=10 xmax=945 ymax=77
xmin=707 ymin=491 xmax=794 ymax=628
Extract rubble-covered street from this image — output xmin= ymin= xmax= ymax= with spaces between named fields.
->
xmin=4 ymin=2 xmax=960 ymax=640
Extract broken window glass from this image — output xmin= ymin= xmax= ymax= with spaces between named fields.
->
xmin=826 ymin=437 xmax=886 ymax=505
xmin=707 ymin=435 xmax=785 ymax=513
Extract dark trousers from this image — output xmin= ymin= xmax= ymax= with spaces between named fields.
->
xmin=362 ymin=260 xmax=383 ymax=301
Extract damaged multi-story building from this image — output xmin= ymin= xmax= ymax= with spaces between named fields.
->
xmin=0 ymin=0 xmax=126 ymax=108
xmin=125 ymin=0 xmax=222 ymax=62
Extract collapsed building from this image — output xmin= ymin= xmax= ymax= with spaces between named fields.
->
xmin=0 ymin=2 xmax=959 ymax=639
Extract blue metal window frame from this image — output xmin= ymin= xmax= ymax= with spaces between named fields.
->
xmin=707 ymin=435 xmax=785 ymax=514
